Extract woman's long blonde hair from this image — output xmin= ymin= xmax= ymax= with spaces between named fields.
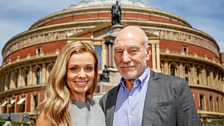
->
xmin=41 ymin=42 xmax=98 ymax=126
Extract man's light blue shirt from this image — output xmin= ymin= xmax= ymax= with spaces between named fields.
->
xmin=113 ymin=67 xmax=150 ymax=126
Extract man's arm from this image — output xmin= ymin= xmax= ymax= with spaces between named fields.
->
xmin=99 ymin=95 xmax=105 ymax=112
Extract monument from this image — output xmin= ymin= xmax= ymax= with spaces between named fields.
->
xmin=111 ymin=1 xmax=122 ymax=25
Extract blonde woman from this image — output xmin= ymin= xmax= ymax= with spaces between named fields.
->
xmin=36 ymin=42 xmax=106 ymax=126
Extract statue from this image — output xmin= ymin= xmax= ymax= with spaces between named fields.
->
xmin=100 ymin=65 xmax=109 ymax=82
xmin=111 ymin=1 xmax=122 ymax=25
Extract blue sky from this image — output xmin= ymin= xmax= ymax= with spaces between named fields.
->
xmin=0 ymin=0 xmax=224 ymax=65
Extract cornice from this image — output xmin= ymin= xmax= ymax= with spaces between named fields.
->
xmin=68 ymin=38 xmax=104 ymax=42
xmin=0 ymin=53 xmax=57 ymax=75
xmin=198 ymin=110 xmax=224 ymax=117
xmin=0 ymin=85 xmax=46 ymax=99
xmin=190 ymin=84 xmax=224 ymax=95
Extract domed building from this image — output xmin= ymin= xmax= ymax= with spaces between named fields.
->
xmin=0 ymin=0 xmax=223 ymax=124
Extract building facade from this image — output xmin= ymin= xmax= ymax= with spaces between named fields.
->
xmin=0 ymin=0 xmax=223 ymax=123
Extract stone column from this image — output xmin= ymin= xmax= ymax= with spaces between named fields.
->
xmin=222 ymin=77 xmax=224 ymax=92
xmin=219 ymin=75 xmax=222 ymax=91
xmin=0 ymin=77 xmax=3 ymax=92
xmin=30 ymin=94 xmax=34 ymax=112
xmin=111 ymin=44 xmax=115 ymax=68
xmin=164 ymin=61 xmax=169 ymax=75
xmin=210 ymin=72 xmax=213 ymax=87
xmin=191 ymin=66 xmax=196 ymax=85
xmin=198 ymin=68 xmax=201 ymax=85
xmin=108 ymin=44 xmax=112 ymax=67
xmin=10 ymin=70 xmax=14 ymax=89
xmin=215 ymin=74 xmax=218 ymax=89
xmin=106 ymin=44 xmax=109 ymax=67
xmin=105 ymin=24 xmax=123 ymax=68
xmin=179 ymin=63 xmax=184 ymax=78
xmin=29 ymin=65 xmax=33 ymax=86
xmin=151 ymin=42 xmax=156 ymax=70
xmin=201 ymin=68 xmax=206 ymax=86
xmin=41 ymin=62 xmax=46 ymax=85
xmin=104 ymin=41 xmax=113 ymax=68
xmin=18 ymin=67 xmax=23 ymax=87
xmin=156 ymin=41 xmax=161 ymax=72
xmin=102 ymin=43 xmax=107 ymax=70
xmin=4 ymin=74 xmax=8 ymax=90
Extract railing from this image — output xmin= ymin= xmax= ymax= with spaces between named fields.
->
xmin=160 ymin=49 xmax=223 ymax=69
xmin=201 ymin=122 xmax=224 ymax=126
xmin=2 ymin=51 xmax=58 ymax=67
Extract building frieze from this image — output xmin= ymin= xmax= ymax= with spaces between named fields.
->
xmin=3 ymin=28 xmax=87 ymax=58
xmin=144 ymin=28 xmax=219 ymax=56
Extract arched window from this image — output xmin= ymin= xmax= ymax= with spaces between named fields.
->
xmin=206 ymin=70 xmax=209 ymax=86
xmin=197 ymin=68 xmax=201 ymax=84
xmin=0 ymin=77 xmax=3 ymax=91
xmin=14 ymin=71 xmax=19 ymax=88
xmin=24 ymin=69 xmax=29 ymax=86
xmin=218 ymin=75 xmax=221 ymax=85
xmin=170 ymin=65 xmax=176 ymax=76
xmin=184 ymin=66 xmax=189 ymax=82
xmin=217 ymin=97 xmax=219 ymax=112
xmin=35 ymin=67 xmax=41 ymax=85
xmin=34 ymin=95 xmax=38 ymax=110
xmin=213 ymin=73 xmax=216 ymax=86
xmin=209 ymin=96 xmax=213 ymax=111
xmin=199 ymin=94 xmax=204 ymax=110
xmin=6 ymin=73 xmax=11 ymax=90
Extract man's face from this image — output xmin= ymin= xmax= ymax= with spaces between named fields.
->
xmin=114 ymin=31 xmax=147 ymax=80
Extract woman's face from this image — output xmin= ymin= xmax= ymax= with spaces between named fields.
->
xmin=66 ymin=52 xmax=95 ymax=99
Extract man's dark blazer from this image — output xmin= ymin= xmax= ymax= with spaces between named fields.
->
xmin=99 ymin=70 xmax=201 ymax=126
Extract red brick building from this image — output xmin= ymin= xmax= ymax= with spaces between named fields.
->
xmin=0 ymin=0 xmax=223 ymax=123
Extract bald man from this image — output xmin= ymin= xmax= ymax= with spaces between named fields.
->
xmin=99 ymin=26 xmax=201 ymax=126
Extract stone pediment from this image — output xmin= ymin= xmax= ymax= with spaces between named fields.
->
xmin=145 ymin=31 xmax=160 ymax=40
xmin=68 ymin=23 xmax=112 ymax=39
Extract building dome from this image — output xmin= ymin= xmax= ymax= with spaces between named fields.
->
xmin=0 ymin=0 xmax=223 ymax=124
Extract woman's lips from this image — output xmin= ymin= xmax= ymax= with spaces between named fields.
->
xmin=75 ymin=81 xmax=88 ymax=87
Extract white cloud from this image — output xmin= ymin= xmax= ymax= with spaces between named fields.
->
xmin=0 ymin=19 xmax=27 ymax=65
xmin=0 ymin=0 xmax=77 ymax=12
xmin=183 ymin=14 xmax=224 ymax=51
xmin=147 ymin=0 xmax=224 ymax=52
xmin=0 ymin=0 xmax=80 ymax=65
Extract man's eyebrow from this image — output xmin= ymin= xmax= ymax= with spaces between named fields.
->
xmin=114 ymin=47 xmax=121 ymax=49
xmin=114 ymin=47 xmax=122 ymax=50
xmin=128 ymin=46 xmax=139 ymax=49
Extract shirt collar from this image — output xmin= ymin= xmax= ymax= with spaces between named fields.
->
xmin=119 ymin=67 xmax=150 ymax=90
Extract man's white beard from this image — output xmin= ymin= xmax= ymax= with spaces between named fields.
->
xmin=121 ymin=60 xmax=147 ymax=80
